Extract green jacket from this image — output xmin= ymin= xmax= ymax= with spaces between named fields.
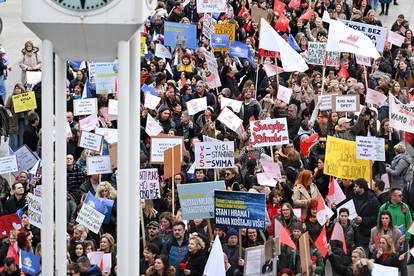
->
xmin=379 ymin=201 xmax=412 ymax=239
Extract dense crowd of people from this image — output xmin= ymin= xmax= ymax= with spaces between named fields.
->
xmin=0 ymin=0 xmax=414 ymax=275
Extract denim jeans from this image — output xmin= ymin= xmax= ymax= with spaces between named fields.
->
xmin=0 ymin=75 xmax=5 ymax=105
xmin=8 ymin=118 xmax=25 ymax=151
xmin=370 ymin=0 xmax=379 ymax=10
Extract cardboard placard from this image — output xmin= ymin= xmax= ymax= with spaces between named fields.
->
xmin=14 ymin=145 xmax=38 ymax=176
xmin=244 ymin=245 xmax=264 ymax=276
xmin=251 ymin=6 xmax=268 ymax=23
xmin=73 ymin=98 xmax=98 ymax=116
xmin=79 ymin=131 xmax=103 ymax=152
xmin=86 ymin=155 xmax=113 ymax=175
xmin=332 ymin=95 xmax=360 ymax=112
xmin=0 ymin=155 xmax=18 ymax=174
xmin=213 ymin=23 xmax=236 ymax=51
xmin=150 ymin=136 xmax=183 ymax=164
xmin=299 ymin=232 xmax=312 ymax=275
xmin=95 ymin=128 xmax=118 ymax=144
xmin=12 ymin=92 xmax=37 ymax=113
xmin=109 ymin=143 xmax=117 ymax=169
xmin=163 ymin=144 xmax=181 ymax=179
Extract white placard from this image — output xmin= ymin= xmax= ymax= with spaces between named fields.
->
xmin=107 ymin=99 xmax=118 ymax=115
xmin=76 ymin=204 xmax=105 ymax=234
xmin=372 ymin=263 xmax=398 ymax=276
xmin=263 ymin=63 xmax=278 ymax=77
xmin=144 ymin=93 xmax=162 ymax=110
xmin=26 ymin=71 xmax=42 ymax=85
xmin=145 ymin=114 xmax=163 ymax=137
xmin=356 ymin=136 xmax=385 ymax=161
xmin=150 ymin=137 xmax=183 ymax=164
xmin=277 ymin=85 xmax=293 ymax=104
xmin=79 ymin=113 xmax=99 ymax=132
xmin=186 ymin=97 xmax=208 ymax=115
xmin=0 ymin=155 xmax=18 ymax=174
xmin=73 ymin=98 xmax=98 ymax=116
xmin=333 ymin=95 xmax=359 ymax=112
xmin=14 ymin=145 xmax=38 ymax=176
xmin=389 ymin=94 xmax=414 ymax=134
xmin=220 ymin=97 xmax=242 ymax=113
xmin=196 ymin=0 xmax=227 ymax=13
xmin=318 ymin=94 xmax=336 ymax=111
xmin=388 ymin=31 xmax=405 ymax=47
xmin=337 ymin=199 xmax=357 ymax=220
xmin=194 ymin=141 xmax=235 ymax=169
xmin=244 ymin=246 xmax=264 ymax=276
xmin=365 ymin=88 xmax=387 ymax=106
xmin=155 ymin=43 xmax=172 ymax=59
xmin=27 ymin=193 xmax=42 ymax=229
xmin=256 ymin=172 xmax=278 ymax=187
xmin=95 ymin=128 xmax=118 ymax=144
xmin=86 ymin=155 xmax=113 ymax=175
xmin=66 ymin=122 xmax=73 ymax=138
xmin=250 ymin=118 xmax=289 ymax=147
xmin=355 ymin=54 xmax=372 ymax=67
xmin=217 ymin=107 xmax=243 ymax=132
xmin=139 ymin=168 xmax=161 ymax=199
xmin=79 ymin=131 xmax=103 ymax=152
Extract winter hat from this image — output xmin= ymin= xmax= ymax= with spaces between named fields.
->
xmin=157 ymin=104 xmax=170 ymax=114
xmin=226 ymin=228 xmax=238 ymax=239
xmin=292 ymin=221 xmax=303 ymax=232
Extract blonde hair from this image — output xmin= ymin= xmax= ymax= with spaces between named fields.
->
xmin=394 ymin=143 xmax=406 ymax=154
xmin=189 ymin=236 xmax=205 ymax=250
xmin=379 ymin=235 xmax=396 ymax=254
xmin=95 ymin=181 xmax=117 ymax=200
xmin=100 ymin=233 xmax=116 ymax=253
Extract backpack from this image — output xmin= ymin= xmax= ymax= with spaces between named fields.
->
xmin=400 ymin=158 xmax=414 ymax=184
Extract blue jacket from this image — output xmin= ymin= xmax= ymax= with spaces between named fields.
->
xmin=86 ymin=264 xmax=102 ymax=276
xmin=162 ymin=236 xmax=189 ymax=271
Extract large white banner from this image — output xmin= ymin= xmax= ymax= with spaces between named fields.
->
xmin=341 ymin=20 xmax=388 ymax=52
xmin=389 ymin=94 xmax=414 ymax=134
xmin=194 ymin=141 xmax=235 ymax=169
xmin=196 ymin=0 xmax=226 ymax=13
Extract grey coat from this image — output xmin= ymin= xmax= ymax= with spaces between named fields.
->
xmin=386 ymin=152 xmax=412 ymax=189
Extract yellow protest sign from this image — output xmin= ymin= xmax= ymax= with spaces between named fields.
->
xmin=12 ymin=91 xmax=37 ymax=113
xmin=324 ymin=136 xmax=371 ymax=181
xmin=140 ymin=36 xmax=147 ymax=56
xmin=213 ymin=23 xmax=236 ymax=52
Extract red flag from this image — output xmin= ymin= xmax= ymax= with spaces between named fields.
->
xmin=300 ymin=9 xmax=313 ymax=21
xmin=238 ymin=6 xmax=247 ymax=17
xmin=316 ymin=193 xmax=325 ymax=213
xmin=288 ymin=0 xmax=301 ymax=9
xmin=337 ymin=65 xmax=349 ymax=79
xmin=273 ymin=0 xmax=286 ymax=14
xmin=275 ymin=219 xmax=296 ymax=249
xmin=315 ymin=225 xmax=328 ymax=257
xmin=326 ymin=177 xmax=346 ymax=206
xmin=330 ymin=222 xmax=347 ymax=254
xmin=275 ymin=14 xmax=290 ymax=33
xmin=259 ymin=49 xmax=278 ymax=57
xmin=0 ymin=214 xmax=21 ymax=239
xmin=299 ymin=133 xmax=319 ymax=157
xmin=6 ymin=244 xmax=19 ymax=265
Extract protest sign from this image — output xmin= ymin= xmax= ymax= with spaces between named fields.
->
xmin=84 ymin=192 xmax=114 ymax=224
xmin=249 ymin=118 xmax=289 ymax=147
xmin=261 ymin=160 xmax=282 ymax=179
xmin=389 ymin=94 xmax=414 ymax=134
xmin=244 ymin=245 xmax=264 ymax=276
xmin=95 ymin=128 xmax=118 ymax=144
xmin=196 ymin=0 xmax=226 ymax=13
xmin=214 ymin=23 xmax=236 ymax=51
xmin=12 ymin=92 xmax=37 ymax=113
xmin=144 ymin=93 xmax=161 ymax=110
xmin=220 ymin=96 xmax=242 ymax=113
xmin=372 ymin=263 xmax=398 ymax=276
xmin=365 ymin=88 xmax=387 ymax=106
xmin=26 ymin=71 xmax=42 ymax=85
xmin=27 ymin=193 xmax=42 ymax=229
xmin=140 ymin=36 xmax=147 ymax=56
xmin=66 ymin=122 xmax=73 ymax=138
xmin=0 ymin=155 xmax=18 ymax=174
xmin=86 ymin=155 xmax=112 ymax=175
xmin=256 ymin=173 xmax=278 ymax=187
xmin=79 ymin=131 xmax=103 ymax=152
xmin=356 ymin=136 xmax=385 ymax=161
xmin=145 ymin=114 xmax=163 ymax=137
xmin=324 ymin=136 xmax=371 ymax=181
xmin=203 ymin=13 xmax=217 ymax=39
xmin=186 ymin=97 xmax=207 ymax=115
xmin=93 ymin=62 xmax=117 ymax=94
xmin=229 ymin=41 xmax=249 ymax=58
xmin=79 ymin=113 xmax=99 ymax=131
xmin=277 ymin=85 xmax=293 ymax=104
xmin=164 ymin=144 xmax=181 ymax=179
xmin=139 ymin=168 xmax=161 ymax=199
xmin=355 ymin=54 xmax=372 ymax=67
xmin=217 ymin=107 xmax=243 ymax=132
xmin=177 ymin=181 xmax=226 ymax=220
xmin=215 ymin=190 xmax=266 ymax=230
xmin=299 ymin=232 xmax=312 ymax=276
xmin=20 ymin=250 xmax=41 ymax=275
xmin=341 ymin=20 xmax=388 ymax=52
xmin=87 ymin=252 xmax=112 ymax=273
xmin=109 ymin=143 xmax=117 ymax=169
xmin=164 ymin=22 xmax=197 ymax=49
xmin=194 ymin=141 xmax=235 ymax=169
xmin=73 ymin=98 xmax=98 ymax=116
xmin=107 ymin=99 xmax=118 ymax=115
xmin=263 ymin=63 xmax=278 ymax=77
xmin=306 ymin=42 xmax=340 ymax=66
xmin=332 ymin=95 xmax=360 ymax=112
xmin=326 ymin=51 xmax=341 ymax=67
xmin=99 ymin=106 xmax=117 ymax=122
xmin=76 ymin=203 xmax=105 ymax=234
xmin=318 ymin=94 xmax=336 ymax=111
xmin=211 ymin=34 xmax=230 ymax=49
xmin=14 ymin=145 xmax=38 ymax=176
xmin=387 ymin=31 xmax=405 ymax=47
xmin=154 ymin=44 xmax=172 ymax=59
xmin=150 ymin=136 xmax=183 ymax=164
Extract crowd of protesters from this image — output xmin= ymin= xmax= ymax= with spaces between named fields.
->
xmin=0 ymin=0 xmax=414 ymax=275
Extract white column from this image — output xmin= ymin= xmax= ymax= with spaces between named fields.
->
xmin=41 ymin=39 xmax=54 ymax=276
xmin=55 ymin=55 xmax=67 ymax=276
xmin=129 ymin=32 xmax=140 ymax=276
xmin=117 ymin=40 xmax=131 ymax=276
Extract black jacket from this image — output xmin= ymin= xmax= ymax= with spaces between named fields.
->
xmin=23 ymin=124 xmax=39 ymax=153
xmin=180 ymin=249 xmax=208 ymax=276
xmin=4 ymin=195 xmax=26 ymax=214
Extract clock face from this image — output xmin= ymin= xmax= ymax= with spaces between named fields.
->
xmin=51 ymin=0 xmax=114 ymax=11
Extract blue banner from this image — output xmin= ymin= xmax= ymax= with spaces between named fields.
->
xmin=164 ymin=22 xmax=197 ymax=50
xmin=20 ymin=250 xmax=41 ymax=275
xmin=84 ymin=192 xmax=114 ymax=224
xmin=141 ymin=84 xmax=157 ymax=96
xmin=177 ymin=181 xmax=226 ymax=220
xmin=211 ymin=34 xmax=230 ymax=49
xmin=229 ymin=41 xmax=249 ymax=58
xmin=214 ymin=190 xmax=266 ymax=230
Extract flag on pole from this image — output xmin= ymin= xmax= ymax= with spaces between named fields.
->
xmin=326 ymin=177 xmax=346 ymax=206
xmin=288 ymin=34 xmax=301 ymax=51
xmin=259 ymin=18 xmax=308 ymax=72
xmin=407 ymin=221 xmax=414 ymax=235
xmin=315 ymin=225 xmax=328 ymax=257
xmin=273 ymin=0 xmax=286 ymax=14
xmin=330 ymin=222 xmax=347 ymax=254
xmin=274 ymin=219 xmax=296 ymax=249
xmin=203 ymin=235 xmax=226 ymax=276
xmin=300 ymin=9 xmax=313 ymax=21
xmin=82 ymin=79 xmax=92 ymax=99
xmin=288 ymin=0 xmax=301 ymax=9
xmin=275 ymin=14 xmax=290 ymax=33
xmin=316 ymin=193 xmax=334 ymax=225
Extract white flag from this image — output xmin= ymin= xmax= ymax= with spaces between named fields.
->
xmin=326 ymin=19 xmax=380 ymax=59
xmin=145 ymin=114 xmax=163 ymax=137
xmin=155 ymin=44 xmax=172 ymax=59
xmin=217 ymin=107 xmax=243 ymax=132
xmin=259 ymin=18 xmax=308 ymax=72
xmin=203 ymin=235 xmax=226 ymax=276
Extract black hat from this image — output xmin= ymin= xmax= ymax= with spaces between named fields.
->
xmin=147 ymin=221 xmax=160 ymax=228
